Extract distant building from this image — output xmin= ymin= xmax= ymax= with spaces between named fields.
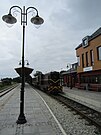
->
xmin=60 ymin=62 xmax=78 ymax=88
xmin=75 ymin=27 xmax=101 ymax=91
xmin=0 ymin=80 xmax=2 ymax=86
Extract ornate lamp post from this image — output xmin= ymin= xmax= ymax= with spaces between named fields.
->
xmin=19 ymin=60 xmax=29 ymax=66
xmin=2 ymin=6 xmax=44 ymax=124
xmin=19 ymin=59 xmax=30 ymax=87
xmin=67 ymin=64 xmax=72 ymax=89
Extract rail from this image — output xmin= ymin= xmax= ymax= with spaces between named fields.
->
xmin=0 ymin=84 xmax=19 ymax=97
xmin=51 ymin=93 xmax=101 ymax=131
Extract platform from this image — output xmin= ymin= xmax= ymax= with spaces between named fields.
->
xmin=0 ymin=84 xmax=66 ymax=135
xmin=62 ymin=87 xmax=101 ymax=112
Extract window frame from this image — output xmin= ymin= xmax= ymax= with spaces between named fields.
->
xmin=77 ymin=56 xmax=80 ymax=66
xmin=97 ymin=46 xmax=101 ymax=60
xmin=82 ymin=53 xmax=84 ymax=68
xmin=85 ymin=52 xmax=89 ymax=67
xmin=82 ymin=36 xmax=89 ymax=48
xmin=90 ymin=50 xmax=94 ymax=66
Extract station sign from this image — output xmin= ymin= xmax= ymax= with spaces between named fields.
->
xmin=83 ymin=66 xmax=92 ymax=72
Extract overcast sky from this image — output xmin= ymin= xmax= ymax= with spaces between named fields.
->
xmin=0 ymin=0 xmax=101 ymax=78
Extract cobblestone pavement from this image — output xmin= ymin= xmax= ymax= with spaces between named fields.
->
xmin=0 ymin=84 xmax=65 ymax=135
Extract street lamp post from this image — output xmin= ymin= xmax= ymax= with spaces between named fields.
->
xmin=2 ymin=5 xmax=44 ymax=124
xmin=19 ymin=60 xmax=29 ymax=66
xmin=19 ymin=60 xmax=30 ymax=87
xmin=67 ymin=64 xmax=72 ymax=89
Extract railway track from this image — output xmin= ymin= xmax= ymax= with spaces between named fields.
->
xmin=50 ymin=93 xmax=101 ymax=131
xmin=0 ymin=84 xmax=18 ymax=97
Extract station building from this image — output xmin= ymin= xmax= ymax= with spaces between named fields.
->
xmin=60 ymin=62 xmax=78 ymax=88
xmin=75 ymin=27 xmax=101 ymax=91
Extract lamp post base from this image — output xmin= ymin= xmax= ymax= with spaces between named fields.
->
xmin=16 ymin=114 xmax=27 ymax=124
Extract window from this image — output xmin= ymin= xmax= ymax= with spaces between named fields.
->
xmin=82 ymin=36 xmax=89 ymax=48
xmin=86 ymin=52 xmax=88 ymax=67
xmin=98 ymin=75 xmax=101 ymax=83
xmin=90 ymin=50 xmax=94 ymax=65
xmin=82 ymin=54 xmax=84 ymax=68
xmin=77 ymin=56 xmax=80 ymax=66
xmin=97 ymin=46 xmax=101 ymax=60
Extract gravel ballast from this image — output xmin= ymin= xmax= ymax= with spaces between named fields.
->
xmin=35 ymin=89 xmax=101 ymax=135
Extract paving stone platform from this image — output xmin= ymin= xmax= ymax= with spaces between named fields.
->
xmin=0 ymin=84 xmax=66 ymax=135
xmin=62 ymin=87 xmax=101 ymax=112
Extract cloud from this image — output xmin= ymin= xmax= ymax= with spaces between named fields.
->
xmin=0 ymin=0 xmax=101 ymax=78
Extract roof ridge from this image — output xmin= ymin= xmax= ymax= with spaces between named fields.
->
xmin=75 ymin=27 xmax=101 ymax=50
xmin=90 ymin=27 xmax=101 ymax=37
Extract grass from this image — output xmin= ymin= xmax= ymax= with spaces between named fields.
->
xmin=0 ymin=83 xmax=16 ymax=91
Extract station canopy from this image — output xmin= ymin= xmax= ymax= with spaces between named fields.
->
xmin=15 ymin=67 xmax=33 ymax=77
